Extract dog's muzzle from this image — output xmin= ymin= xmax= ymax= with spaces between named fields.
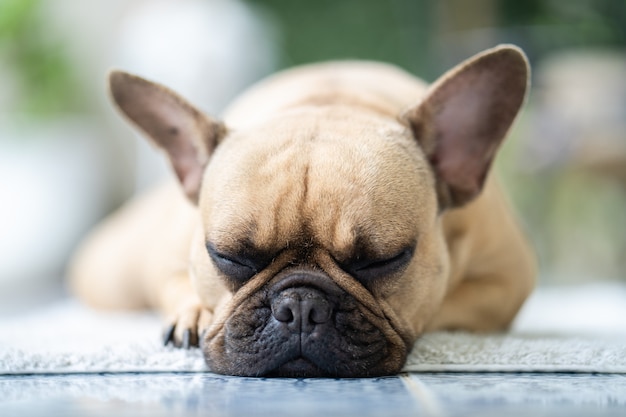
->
xmin=202 ymin=270 xmax=401 ymax=377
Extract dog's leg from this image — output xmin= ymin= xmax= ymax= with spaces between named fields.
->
xmin=426 ymin=270 xmax=534 ymax=332
xmin=429 ymin=180 xmax=537 ymax=333
xmin=69 ymin=208 xmax=152 ymax=311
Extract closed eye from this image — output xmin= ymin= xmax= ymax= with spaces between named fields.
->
xmin=206 ymin=243 xmax=264 ymax=284
xmin=342 ymin=246 xmax=415 ymax=282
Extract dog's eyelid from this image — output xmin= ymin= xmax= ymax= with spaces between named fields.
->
xmin=219 ymin=253 xmax=255 ymax=270
xmin=339 ymin=242 xmax=416 ymax=281
xmin=223 ymin=251 xmax=253 ymax=268
xmin=206 ymin=243 xmax=260 ymax=286
xmin=357 ymin=246 xmax=414 ymax=269
xmin=353 ymin=248 xmax=410 ymax=271
xmin=206 ymin=242 xmax=271 ymax=271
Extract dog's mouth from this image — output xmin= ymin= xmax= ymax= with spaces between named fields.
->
xmin=266 ymin=357 xmax=323 ymax=377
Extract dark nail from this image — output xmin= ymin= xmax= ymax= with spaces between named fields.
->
xmin=182 ymin=329 xmax=192 ymax=349
xmin=163 ymin=324 xmax=176 ymax=346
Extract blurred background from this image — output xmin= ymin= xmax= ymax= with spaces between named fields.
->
xmin=1 ymin=0 xmax=625 ymax=311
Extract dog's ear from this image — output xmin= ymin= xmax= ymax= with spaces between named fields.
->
xmin=403 ymin=45 xmax=529 ymax=208
xmin=109 ymin=71 xmax=227 ymax=203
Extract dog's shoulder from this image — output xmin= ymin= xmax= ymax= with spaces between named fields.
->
xmin=442 ymin=176 xmax=536 ymax=289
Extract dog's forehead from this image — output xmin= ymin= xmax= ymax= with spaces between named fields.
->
xmin=201 ymin=109 xmax=436 ymax=256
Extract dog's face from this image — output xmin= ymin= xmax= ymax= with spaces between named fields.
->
xmin=109 ymin=45 xmax=528 ymax=377
xmin=192 ymin=108 xmax=448 ymax=376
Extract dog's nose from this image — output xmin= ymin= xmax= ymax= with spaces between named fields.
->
xmin=271 ymin=287 xmax=332 ymax=333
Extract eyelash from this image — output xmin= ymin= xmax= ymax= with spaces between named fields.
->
xmin=206 ymin=245 xmax=259 ymax=284
xmin=341 ymin=247 xmax=415 ymax=282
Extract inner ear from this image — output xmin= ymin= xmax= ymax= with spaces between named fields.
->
xmin=403 ymin=45 xmax=529 ymax=208
xmin=109 ymin=71 xmax=227 ymax=203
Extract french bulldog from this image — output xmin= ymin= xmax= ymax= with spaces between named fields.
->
xmin=70 ymin=44 xmax=536 ymax=377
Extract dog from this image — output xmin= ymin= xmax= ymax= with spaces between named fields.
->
xmin=70 ymin=44 xmax=536 ymax=377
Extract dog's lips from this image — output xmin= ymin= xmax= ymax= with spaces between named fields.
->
xmin=269 ymin=357 xmax=323 ymax=377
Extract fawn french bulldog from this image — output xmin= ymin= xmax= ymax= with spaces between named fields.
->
xmin=70 ymin=44 xmax=536 ymax=377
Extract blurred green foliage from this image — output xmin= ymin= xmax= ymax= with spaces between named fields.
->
xmin=248 ymin=0 xmax=435 ymax=75
xmin=0 ymin=0 xmax=83 ymax=116
xmin=499 ymin=0 xmax=626 ymax=52
xmin=2 ymin=0 xmax=624 ymax=117
xmin=249 ymin=0 xmax=626 ymax=75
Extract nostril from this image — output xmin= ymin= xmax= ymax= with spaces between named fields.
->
xmin=303 ymin=298 xmax=331 ymax=325
xmin=273 ymin=301 xmax=295 ymax=323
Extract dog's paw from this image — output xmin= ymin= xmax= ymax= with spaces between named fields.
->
xmin=162 ymin=304 xmax=213 ymax=349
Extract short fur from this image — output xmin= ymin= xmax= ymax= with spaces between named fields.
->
xmin=70 ymin=45 xmax=536 ymax=377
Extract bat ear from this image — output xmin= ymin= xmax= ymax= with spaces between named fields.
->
xmin=109 ymin=71 xmax=227 ymax=203
xmin=403 ymin=45 xmax=529 ymax=208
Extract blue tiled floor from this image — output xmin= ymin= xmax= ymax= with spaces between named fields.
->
xmin=1 ymin=373 xmax=625 ymax=417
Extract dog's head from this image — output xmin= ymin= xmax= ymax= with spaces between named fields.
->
xmin=109 ymin=45 xmax=528 ymax=377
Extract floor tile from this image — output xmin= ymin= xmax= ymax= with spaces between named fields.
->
xmin=2 ymin=372 xmax=625 ymax=417
xmin=0 ymin=373 xmax=420 ymax=417
xmin=411 ymin=373 xmax=626 ymax=417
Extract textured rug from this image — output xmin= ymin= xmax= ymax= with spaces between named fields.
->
xmin=1 ymin=284 xmax=625 ymax=375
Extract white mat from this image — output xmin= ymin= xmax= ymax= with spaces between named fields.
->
xmin=1 ymin=284 xmax=625 ymax=375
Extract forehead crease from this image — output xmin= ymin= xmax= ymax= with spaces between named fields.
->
xmin=303 ymin=140 xmax=371 ymax=252
xmin=219 ymin=145 xmax=310 ymax=250
xmin=306 ymin=167 xmax=422 ymax=259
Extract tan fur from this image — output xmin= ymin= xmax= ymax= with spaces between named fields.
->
xmin=70 ymin=45 xmax=536 ymax=376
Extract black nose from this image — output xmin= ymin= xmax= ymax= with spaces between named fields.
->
xmin=271 ymin=287 xmax=332 ymax=333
